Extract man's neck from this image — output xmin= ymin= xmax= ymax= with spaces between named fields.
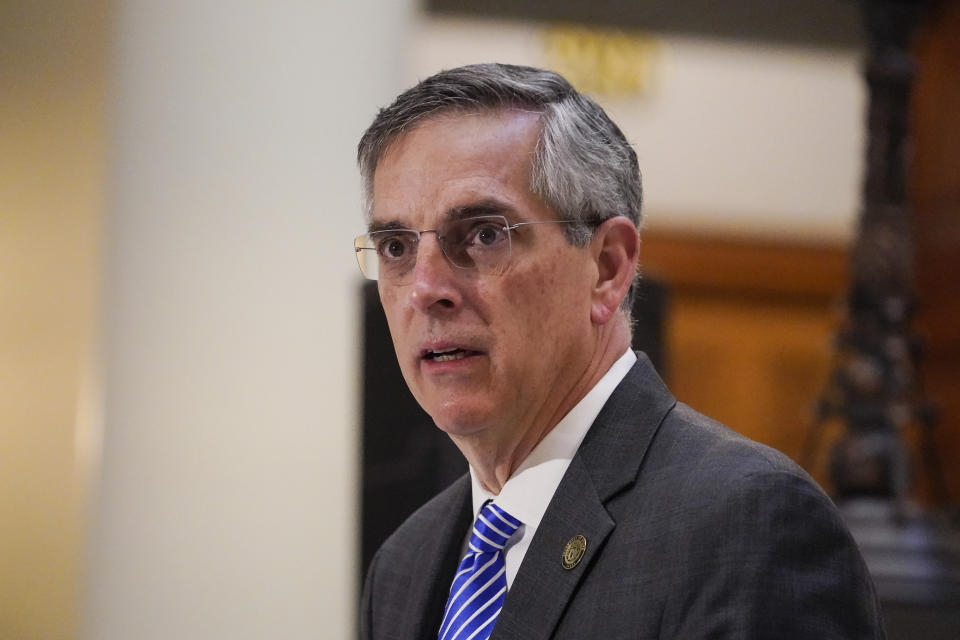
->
xmin=452 ymin=320 xmax=632 ymax=494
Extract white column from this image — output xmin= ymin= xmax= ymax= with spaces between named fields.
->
xmin=85 ymin=2 xmax=413 ymax=638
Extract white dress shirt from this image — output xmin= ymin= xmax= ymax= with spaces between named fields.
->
xmin=468 ymin=348 xmax=636 ymax=588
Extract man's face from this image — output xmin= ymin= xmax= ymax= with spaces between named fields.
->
xmin=370 ymin=110 xmax=598 ymax=441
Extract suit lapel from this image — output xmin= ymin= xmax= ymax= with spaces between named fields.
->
xmin=395 ymin=475 xmax=472 ymax=640
xmin=491 ymin=456 xmax=614 ymax=639
xmin=574 ymin=353 xmax=676 ymax=500
xmin=491 ymin=354 xmax=677 ymax=639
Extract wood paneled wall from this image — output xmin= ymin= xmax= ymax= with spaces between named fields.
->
xmin=641 ymin=222 xmax=959 ymax=504
xmin=639 ymin=231 xmax=848 ymax=491
xmin=634 ymin=2 xmax=960 ymax=508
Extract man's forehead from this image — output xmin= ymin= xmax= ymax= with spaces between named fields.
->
xmin=378 ymin=109 xmax=540 ymax=167
xmin=369 ymin=110 xmax=543 ymax=227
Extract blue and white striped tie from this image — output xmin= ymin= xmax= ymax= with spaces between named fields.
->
xmin=438 ymin=502 xmax=522 ymax=640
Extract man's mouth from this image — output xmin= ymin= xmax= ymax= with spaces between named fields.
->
xmin=423 ymin=346 xmax=480 ymax=362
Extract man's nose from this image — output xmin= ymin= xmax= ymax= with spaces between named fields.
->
xmin=409 ymin=233 xmax=461 ymax=313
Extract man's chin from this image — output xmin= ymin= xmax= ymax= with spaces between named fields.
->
xmin=428 ymin=403 xmax=499 ymax=440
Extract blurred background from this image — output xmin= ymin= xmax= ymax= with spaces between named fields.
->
xmin=1 ymin=0 xmax=957 ymax=638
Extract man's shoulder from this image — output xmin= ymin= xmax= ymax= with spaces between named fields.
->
xmin=583 ymin=354 xmax=828 ymax=507
xmin=650 ymin=400 xmax=828 ymax=502
xmin=630 ymin=407 xmax=884 ymax=639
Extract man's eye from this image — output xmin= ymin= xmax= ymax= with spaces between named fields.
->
xmin=377 ymin=235 xmax=412 ymax=260
xmin=468 ymin=222 xmax=506 ymax=247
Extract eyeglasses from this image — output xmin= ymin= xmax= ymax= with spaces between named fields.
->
xmin=353 ymin=215 xmax=573 ymax=282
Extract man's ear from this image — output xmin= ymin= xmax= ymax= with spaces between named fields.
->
xmin=589 ymin=216 xmax=640 ymax=325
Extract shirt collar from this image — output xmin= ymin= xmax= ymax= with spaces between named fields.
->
xmin=470 ymin=349 xmax=637 ymax=527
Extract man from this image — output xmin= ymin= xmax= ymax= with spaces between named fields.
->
xmin=354 ymin=63 xmax=884 ymax=639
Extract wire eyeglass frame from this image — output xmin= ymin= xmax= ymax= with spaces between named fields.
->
xmin=353 ymin=215 xmax=573 ymax=282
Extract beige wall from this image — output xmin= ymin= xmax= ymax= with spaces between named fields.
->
xmin=409 ymin=16 xmax=865 ymax=243
xmin=86 ymin=2 xmax=412 ymax=639
xmin=0 ymin=1 xmax=108 ymax=638
xmin=2 ymin=0 xmax=414 ymax=636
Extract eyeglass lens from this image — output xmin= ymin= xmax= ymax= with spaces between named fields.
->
xmin=354 ymin=216 xmax=513 ymax=281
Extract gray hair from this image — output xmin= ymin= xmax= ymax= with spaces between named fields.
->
xmin=357 ymin=63 xmax=643 ymax=310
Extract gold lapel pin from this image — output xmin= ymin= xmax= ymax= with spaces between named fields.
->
xmin=562 ymin=535 xmax=587 ymax=570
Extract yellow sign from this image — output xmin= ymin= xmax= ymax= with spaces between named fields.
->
xmin=544 ymin=25 xmax=659 ymax=97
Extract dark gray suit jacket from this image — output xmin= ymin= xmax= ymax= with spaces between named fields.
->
xmin=360 ymin=354 xmax=886 ymax=639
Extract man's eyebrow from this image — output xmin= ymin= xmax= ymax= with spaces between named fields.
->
xmin=447 ymin=199 xmax=512 ymax=220
xmin=368 ymin=199 xmax=515 ymax=233
xmin=367 ymin=220 xmax=408 ymax=233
